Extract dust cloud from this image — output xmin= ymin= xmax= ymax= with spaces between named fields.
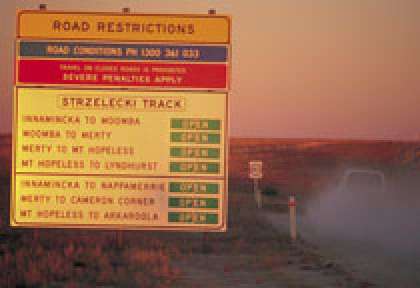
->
xmin=304 ymin=167 xmax=420 ymax=256
xmin=301 ymin=167 xmax=420 ymax=286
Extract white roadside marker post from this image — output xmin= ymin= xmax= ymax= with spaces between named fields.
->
xmin=249 ymin=160 xmax=263 ymax=208
xmin=289 ymin=195 xmax=297 ymax=241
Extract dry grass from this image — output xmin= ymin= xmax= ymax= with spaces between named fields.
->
xmin=0 ymin=233 xmax=181 ymax=287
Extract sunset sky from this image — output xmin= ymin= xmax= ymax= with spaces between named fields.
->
xmin=1 ymin=0 xmax=420 ymax=139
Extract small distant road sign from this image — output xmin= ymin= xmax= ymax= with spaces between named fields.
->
xmin=249 ymin=160 xmax=263 ymax=179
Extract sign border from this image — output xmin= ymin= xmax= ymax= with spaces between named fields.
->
xmin=13 ymin=9 xmax=231 ymax=232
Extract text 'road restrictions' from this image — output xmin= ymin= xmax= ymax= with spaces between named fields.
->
xmin=12 ymin=88 xmax=227 ymax=230
xmin=17 ymin=11 xmax=230 ymax=43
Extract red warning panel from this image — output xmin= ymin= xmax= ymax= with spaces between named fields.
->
xmin=17 ymin=59 xmax=228 ymax=89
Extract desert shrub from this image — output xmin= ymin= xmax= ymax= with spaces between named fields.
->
xmin=262 ymin=186 xmax=278 ymax=196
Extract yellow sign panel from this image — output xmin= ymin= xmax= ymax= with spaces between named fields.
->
xmin=12 ymin=88 xmax=227 ymax=230
xmin=17 ymin=11 xmax=230 ymax=43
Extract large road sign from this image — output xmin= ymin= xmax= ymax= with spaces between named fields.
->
xmin=12 ymin=10 xmax=230 ymax=231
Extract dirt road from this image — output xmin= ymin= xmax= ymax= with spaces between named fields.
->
xmin=262 ymin=211 xmax=420 ymax=288
xmin=173 ymin=209 xmax=363 ymax=288
xmin=175 ymin=252 xmax=356 ymax=288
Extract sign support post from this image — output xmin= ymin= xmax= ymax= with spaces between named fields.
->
xmin=253 ymin=178 xmax=262 ymax=209
xmin=117 ymin=231 xmax=124 ymax=249
xmin=289 ymin=195 xmax=297 ymax=241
